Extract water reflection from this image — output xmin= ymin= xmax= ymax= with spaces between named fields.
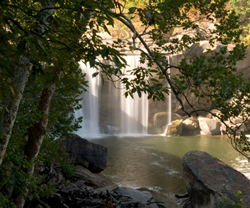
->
xmin=91 ymin=135 xmax=250 ymax=196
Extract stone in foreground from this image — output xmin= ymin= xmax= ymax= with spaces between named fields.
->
xmin=114 ymin=187 xmax=159 ymax=208
xmin=183 ymin=150 xmax=250 ymax=208
xmin=62 ymin=135 xmax=107 ymax=173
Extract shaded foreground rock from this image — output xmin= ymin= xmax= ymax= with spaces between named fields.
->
xmin=25 ymin=164 xmax=178 ymax=208
xmin=115 ymin=187 xmax=158 ymax=208
xmin=25 ymin=136 xmax=178 ymax=208
xmin=25 ymin=164 xmax=118 ymax=208
xmin=62 ymin=135 xmax=107 ymax=173
xmin=138 ymin=188 xmax=179 ymax=208
xmin=182 ymin=150 xmax=250 ymax=207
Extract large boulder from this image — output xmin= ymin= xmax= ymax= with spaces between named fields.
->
xmin=164 ymin=119 xmax=183 ymax=136
xmin=236 ymin=48 xmax=250 ymax=80
xmin=220 ymin=120 xmax=230 ymax=135
xmin=198 ymin=117 xmax=221 ymax=135
xmin=182 ymin=151 xmax=250 ymax=208
xmin=205 ymin=109 xmax=221 ymax=119
xmin=182 ymin=117 xmax=200 ymax=135
xmin=62 ymin=135 xmax=107 ymax=173
xmin=182 ymin=117 xmax=199 ymax=130
xmin=152 ymin=112 xmax=181 ymax=128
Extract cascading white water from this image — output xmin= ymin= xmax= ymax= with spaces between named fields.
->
xmin=163 ymin=56 xmax=172 ymax=136
xmin=74 ymin=62 xmax=101 ymax=138
xmin=75 ymin=56 xmax=149 ymax=137
xmin=119 ymin=56 xmax=148 ymax=135
xmin=75 ymin=55 xmax=174 ymax=137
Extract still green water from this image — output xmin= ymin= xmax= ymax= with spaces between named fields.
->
xmin=91 ymin=135 xmax=250 ymax=198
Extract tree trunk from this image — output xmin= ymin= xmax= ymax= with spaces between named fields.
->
xmin=26 ymin=83 xmax=57 ymax=161
xmin=0 ymin=0 xmax=54 ymax=167
xmin=16 ymin=82 xmax=57 ymax=208
xmin=0 ymin=56 xmax=31 ymax=166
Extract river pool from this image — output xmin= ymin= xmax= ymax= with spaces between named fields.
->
xmin=90 ymin=135 xmax=250 ymax=199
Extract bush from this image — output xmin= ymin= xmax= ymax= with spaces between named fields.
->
xmin=220 ymin=191 xmax=250 ymax=208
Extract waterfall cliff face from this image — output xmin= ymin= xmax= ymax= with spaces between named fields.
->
xmin=75 ymin=56 xmax=149 ymax=138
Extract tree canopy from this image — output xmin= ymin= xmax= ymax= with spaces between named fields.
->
xmin=229 ymin=0 xmax=250 ymax=45
xmin=0 ymin=0 xmax=249 ymax=207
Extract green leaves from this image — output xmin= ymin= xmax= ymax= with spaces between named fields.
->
xmin=220 ymin=190 xmax=244 ymax=208
xmin=17 ymin=40 xmax=27 ymax=54
xmin=90 ymin=59 xmax=96 ymax=67
xmin=101 ymin=46 xmax=109 ymax=58
xmin=92 ymin=72 xmax=99 ymax=78
xmin=112 ymin=57 xmax=121 ymax=68
xmin=1 ymin=3 xmax=250 ymax=205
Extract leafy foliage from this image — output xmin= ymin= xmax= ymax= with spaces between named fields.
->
xmin=0 ymin=64 xmax=86 ymax=206
xmin=229 ymin=0 xmax=250 ymax=45
xmin=220 ymin=190 xmax=250 ymax=208
xmin=102 ymin=0 xmax=250 ymax=160
xmin=0 ymin=0 xmax=250 ymax=207
xmin=0 ymin=137 xmax=56 ymax=208
xmin=61 ymin=160 xmax=77 ymax=179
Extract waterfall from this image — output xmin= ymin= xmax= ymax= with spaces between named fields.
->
xmin=163 ymin=56 xmax=172 ymax=136
xmin=119 ymin=56 xmax=149 ymax=135
xmin=75 ymin=56 xmax=149 ymax=138
xmin=74 ymin=62 xmax=101 ymax=138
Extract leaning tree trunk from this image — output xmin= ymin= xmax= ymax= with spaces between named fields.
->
xmin=15 ymin=81 xmax=57 ymax=208
xmin=25 ymin=82 xmax=57 ymax=163
xmin=0 ymin=56 xmax=31 ymax=166
xmin=0 ymin=0 xmax=54 ymax=167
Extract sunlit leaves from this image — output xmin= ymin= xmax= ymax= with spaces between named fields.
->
xmin=229 ymin=0 xmax=250 ymax=45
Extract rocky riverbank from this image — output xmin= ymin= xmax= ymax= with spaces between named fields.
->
xmin=25 ymin=135 xmax=250 ymax=208
xmin=25 ymin=164 xmax=179 ymax=208
xmin=24 ymin=135 xmax=179 ymax=208
xmin=148 ymin=109 xmax=250 ymax=137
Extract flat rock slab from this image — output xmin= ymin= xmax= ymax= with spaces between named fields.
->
xmin=73 ymin=166 xmax=116 ymax=188
xmin=183 ymin=150 xmax=250 ymax=208
xmin=138 ymin=188 xmax=178 ymax=208
xmin=115 ymin=187 xmax=159 ymax=208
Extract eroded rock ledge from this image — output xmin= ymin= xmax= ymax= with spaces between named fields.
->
xmin=182 ymin=150 xmax=250 ymax=207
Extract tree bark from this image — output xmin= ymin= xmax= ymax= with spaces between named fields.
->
xmin=0 ymin=56 xmax=31 ymax=166
xmin=25 ymin=82 xmax=57 ymax=161
xmin=0 ymin=0 xmax=55 ymax=167
xmin=16 ymin=82 xmax=57 ymax=208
